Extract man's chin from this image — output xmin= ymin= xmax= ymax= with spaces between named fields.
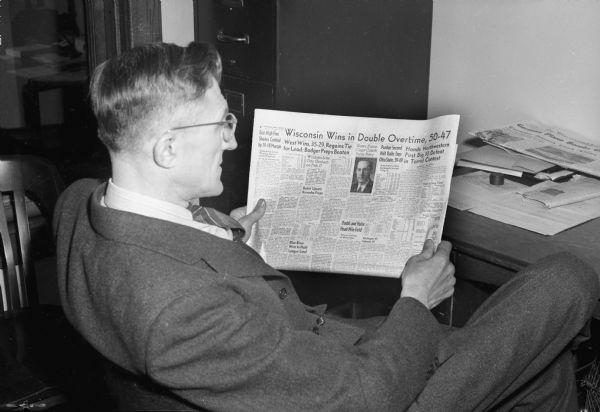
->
xmin=199 ymin=184 xmax=224 ymax=200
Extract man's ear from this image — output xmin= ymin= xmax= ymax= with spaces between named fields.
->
xmin=153 ymin=133 xmax=178 ymax=168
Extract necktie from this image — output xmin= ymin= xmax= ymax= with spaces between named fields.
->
xmin=188 ymin=204 xmax=246 ymax=241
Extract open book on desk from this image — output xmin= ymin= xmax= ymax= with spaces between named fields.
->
xmin=246 ymin=109 xmax=459 ymax=278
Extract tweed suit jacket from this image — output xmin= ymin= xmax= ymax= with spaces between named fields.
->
xmin=53 ymin=179 xmax=444 ymax=411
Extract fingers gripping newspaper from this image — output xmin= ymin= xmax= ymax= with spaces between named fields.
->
xmin=246 ymin=109 xmax=459 ymax=278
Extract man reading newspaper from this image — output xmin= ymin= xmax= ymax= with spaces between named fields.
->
xmin=54 ymin=42 xmax=599 ymax=411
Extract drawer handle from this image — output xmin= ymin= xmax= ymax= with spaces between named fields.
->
xmin=217 ymin=30 xmax=250 ymax=45
xmin=220 ymin=0 xmax=244 ymax=7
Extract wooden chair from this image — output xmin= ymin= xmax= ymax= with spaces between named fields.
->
xmin=0 ymin=155 xmax=72 ymax=410
xmin=0 ymin=155 xmax=64 ymax=316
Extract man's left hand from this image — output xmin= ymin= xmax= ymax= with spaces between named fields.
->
xmin=230 ymin=199 xmax=266 ymax=242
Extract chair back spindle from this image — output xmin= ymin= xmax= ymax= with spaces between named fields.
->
xmin=0 ymin=156 xmax=64 ymax=317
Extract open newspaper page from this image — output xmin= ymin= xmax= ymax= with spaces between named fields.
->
xmin=470 ymin=121 xmax=600 ymax=178
xmin=246 ymin=109 xmax=459 ymax=278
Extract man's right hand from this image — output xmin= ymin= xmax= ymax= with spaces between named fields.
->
xmin=400 ymin=240 xmax=456 ymax=309
xmin=230 ymin=199 xmax=267 ymax=243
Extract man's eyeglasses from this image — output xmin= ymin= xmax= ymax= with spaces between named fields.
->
xmin=167 ymin=113 xmax=237 ymax=141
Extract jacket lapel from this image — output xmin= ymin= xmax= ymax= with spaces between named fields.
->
xmin=88 ymin=183 xmax=284 ymax=279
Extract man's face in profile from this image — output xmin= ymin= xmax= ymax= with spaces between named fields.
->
xmin=170 ymin=77 xmax=238 ymax=200
xmin=356 ymin=160 xmax=372 ymax=184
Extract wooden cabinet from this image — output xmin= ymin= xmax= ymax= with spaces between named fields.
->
xmin=195 ymin=0 xmax=433 ymax=210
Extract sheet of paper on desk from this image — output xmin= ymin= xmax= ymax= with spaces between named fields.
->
xmin=468 ymin=192 xmax=600 ymax=235
xmin=455 ymin=159 xmax=524 ymax=177
xmin=448 ymin=171 xmax=527 ymax=211
xmin=458 ymin=145 xmax=554 ymax=174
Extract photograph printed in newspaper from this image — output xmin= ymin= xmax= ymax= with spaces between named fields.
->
xmin=246 ymin=109 xmax=459 ymax=278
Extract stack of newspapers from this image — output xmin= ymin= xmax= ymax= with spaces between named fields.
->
xmin=457 ymin=122 xmax=590 ymax=182
xmin=449 ymin=121 xmax=600 ymax=235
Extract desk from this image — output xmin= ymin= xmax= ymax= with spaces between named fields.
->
xmin=2 ymin=51 xmax=88 ymax=136
xmin=443 ymin=207 xmax=600 ymax=324
xmin=444 ymin=207 xmax=599 ymax=284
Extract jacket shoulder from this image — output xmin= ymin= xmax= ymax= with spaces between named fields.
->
xmin=53 ymin=178 xmax=104 ymax=234
xmin=63 ymin=178 xmax=103 ymax=200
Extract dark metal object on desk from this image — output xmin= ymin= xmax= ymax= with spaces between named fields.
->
xmin=489 ymin=172 xmax=505 ymax=185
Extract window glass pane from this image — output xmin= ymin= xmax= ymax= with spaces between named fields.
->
xmin=0 ymin=0 xmax=109 ymax=184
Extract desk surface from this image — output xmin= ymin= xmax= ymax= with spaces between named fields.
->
xmin=443 ymin=207 xmax=600 ymax=272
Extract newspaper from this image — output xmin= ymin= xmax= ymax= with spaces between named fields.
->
xmin=470 ymin=121 xmax=600 ymax=178
xmin=246 ymin=109 xmax=459 ymax=278
xmin=520 ymin=175 xmax=600 ymax=208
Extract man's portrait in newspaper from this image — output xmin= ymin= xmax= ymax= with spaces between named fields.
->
xmin=350 ymin=157 xmax=376 ymax=193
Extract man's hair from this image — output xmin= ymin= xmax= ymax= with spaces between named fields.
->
xmin=89 ymin=42 xmax=222 ymax=152
xmin=356 ymin=159 xmax=372 ymax=170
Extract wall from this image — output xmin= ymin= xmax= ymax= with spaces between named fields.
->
xmin=161 ymin=1 xmax=600 ymax=145
xmin=428 ymin=0 xmax=600 ymax=145
xmin=160 ymin=0 xmax=194 ymax=46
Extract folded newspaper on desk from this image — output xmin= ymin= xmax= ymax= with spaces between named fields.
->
xmin=470 ymin=121 xmax=600 ymax=178
xmin=246 ymin=109 xmax=459 ymax=278
xmin=520 ymin=175 xmax=600 ymax=208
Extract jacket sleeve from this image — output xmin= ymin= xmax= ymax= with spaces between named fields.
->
xmin=144 ymin=283 xmax=443 ymax=412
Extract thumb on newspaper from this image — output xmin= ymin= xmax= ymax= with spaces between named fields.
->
xmin=230 ymin=199 xmax=266 ymax=242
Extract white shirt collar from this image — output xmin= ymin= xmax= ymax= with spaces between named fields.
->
xmin=102 ymin=179 xmax=233 ymax=241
